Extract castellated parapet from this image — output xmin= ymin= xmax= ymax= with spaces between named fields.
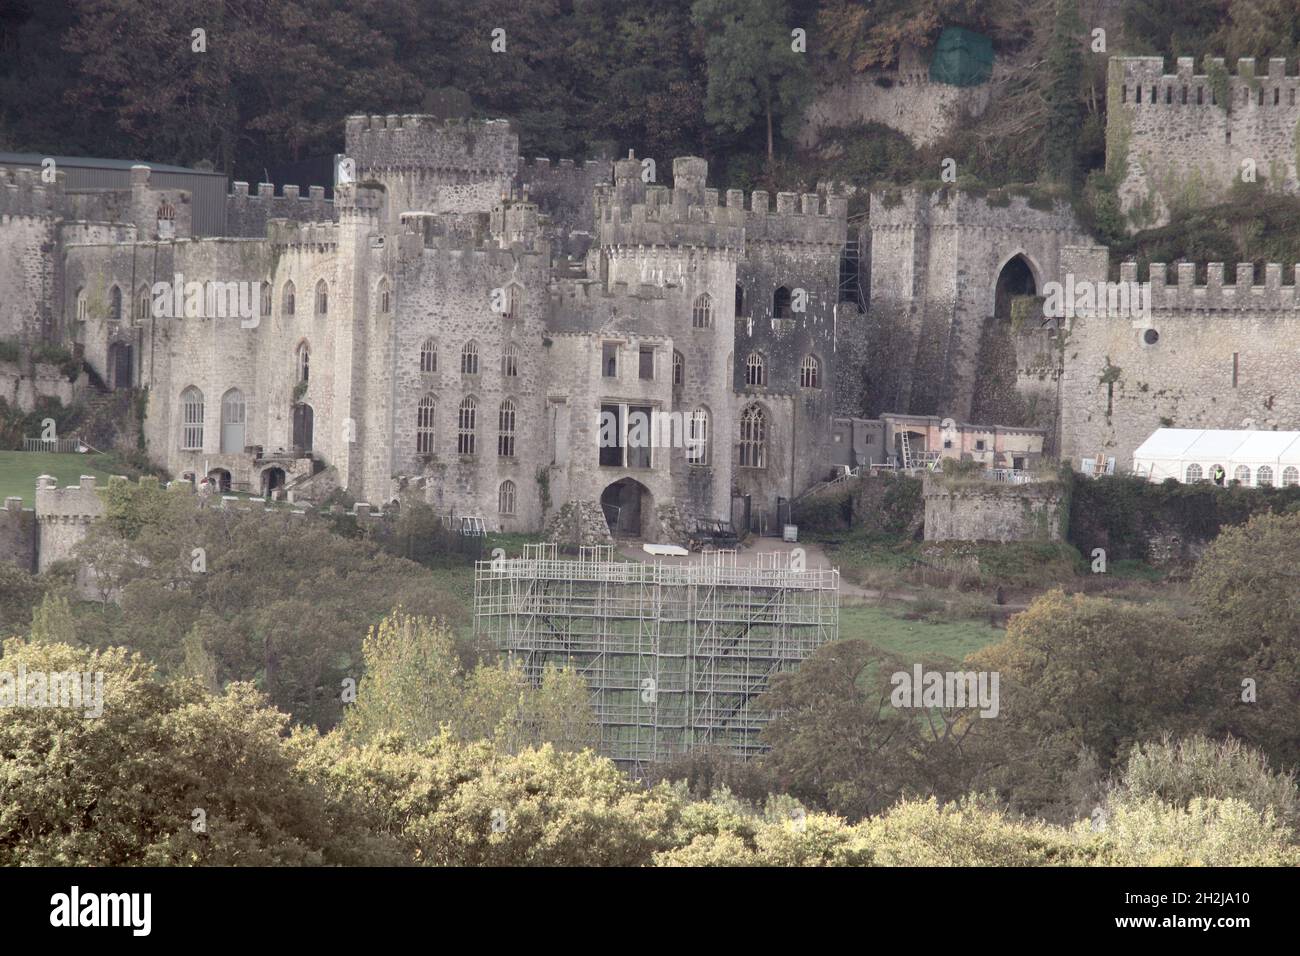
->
xmin=596 ymin=153 xmax=846 ymax=251
xmin=265 ymin=218 xmax=339 ymax=249
xmin=1108 ymin=55 xmax=1300 ymax=229
xmin=345 ymin=114 xmax=519 ymax=176
xmin=1059 ymin=251 xmax=1300 ymax=472
xmin=1114 ymin=260 xmax=1300 ymax=312
xmin=0 ymin=166 xmax=67 ymax=219
xmin=34 ymin=474 xmax=108 ymax=573
xmin=225 ymin=180 xmax=334 ymax=237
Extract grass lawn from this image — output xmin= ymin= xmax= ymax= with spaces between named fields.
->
xmin=839 ymin=601 xmax=1004 ymax=664
xmin=0 ymin=451 xmax=115 ymax=506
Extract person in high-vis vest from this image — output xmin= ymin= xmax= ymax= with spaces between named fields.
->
xmin=1212 ymin=464 xmax=1226 ymax=486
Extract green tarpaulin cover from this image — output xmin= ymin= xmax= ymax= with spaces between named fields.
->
xmin=929 ymin=27 xmax=994 ymax=87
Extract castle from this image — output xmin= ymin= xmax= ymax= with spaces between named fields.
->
xmin=5 ymin=53 xmax=1300 ymax=549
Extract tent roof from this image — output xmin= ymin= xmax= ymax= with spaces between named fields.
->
xmin=1182 ymin=430 xmax=1254 ymax=461
xmin=1134 ymin=428 xmax=1300 ymax=463
xmin=1229 ymin=431 xmax=1300 ymax=462
xmin=1132 ymin=428 xmax=1204 ymax=460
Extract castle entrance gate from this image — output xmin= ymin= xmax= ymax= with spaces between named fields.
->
xmin=601 ymin=478 xmax=653 ymax=538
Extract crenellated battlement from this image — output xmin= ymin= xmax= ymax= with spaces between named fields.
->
xmin=596 ymin=153 xmax=847 ymax=250
xmin=265 ymin=218 xmax=339 ymax=249
xmin=0 ymin=166 xmax=68 ymax=219
xmin=344 ymin=114 xmax=518 ymax=175
xmin=397 ymin=210 xmax=548 ymax=265
xmin=1115 ymin=260 xmax=1300 ymax=312
xmin=1113 ymin=54 xmax=1300 ymax=90
xmin=869 ymin=185 xmax=1073 ymax=230
xmin=1106 ymin=54 xmax=1300 ymax=226
xmin=226 ymin=180 xmax=335 ymax=237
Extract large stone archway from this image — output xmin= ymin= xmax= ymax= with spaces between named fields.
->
xmin=969 ymin=253 xmax=1046 ymax=427
xmin=599 ymin=477 xmax=654 ymax=539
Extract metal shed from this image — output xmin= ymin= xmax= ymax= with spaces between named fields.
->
xmin=0 ymin=152 xmax=228 ymax=236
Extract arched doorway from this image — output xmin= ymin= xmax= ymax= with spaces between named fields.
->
xmin=292 ymin=403 xmax=313 ymax=454
xmin=108 ymin=343 xmax=133 ymax=389
xmin=600 ymin=477 xmax=653 ymax=538
xmin=261 ymin=467 xmax=286 ymax=497
xmin=994 ymin=254 xmax=1037 ymax=322
xmin=207 ymin=468 xmax=232 ymax=493
xmin=970 ymin=254 xmax=1040 ymax=426
xmin=220 ymin=388 xmax=245 ymax=454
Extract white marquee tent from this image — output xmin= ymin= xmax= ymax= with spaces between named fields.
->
xmin=1132 ymin=428 xmax=1300 ymax=486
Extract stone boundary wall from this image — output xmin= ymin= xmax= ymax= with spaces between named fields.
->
xmin=922 ymin=476 xmax=1066 ymax=543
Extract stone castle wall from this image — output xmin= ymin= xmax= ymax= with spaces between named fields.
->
xmin=867 ymin=187 xmax=1090 ymax=423
xmin=923 ymin=476 xmax=1065 ymax=543
xmin=1108 ymin=56 xmax=1300 ymax=228
xmin=0 ymin=497 xmax=37 ymax=572
xmin=1059 ymin=250 xmax=1300 ymax=466
xmin=798 ymin=45 xmax=993 ymax=150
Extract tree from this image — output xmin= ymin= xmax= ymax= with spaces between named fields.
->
xmin=71 ymin=492 xmax=459 ymax=730
xmin=0 ymin=562 xmax=44 ymax=638
xmin=1190 ymin=511 xmax=1300 ymax=770
xmin=968 ymin=590 xmax=1206 ymax=817
xmin=1042 ymin=0 xmax=1085 ymax=186
xmin=756 ymin=639 xmax=925 ymax=820
xmin=0 ymin=639 xmax=399 ymax=865
xmin=339 ymin=610 xmax=598 ymax=753
xmin=1111 ymin=735 xmax=1300 ymax=830
xmin=693 ymin=0 xmax=811 ymax=162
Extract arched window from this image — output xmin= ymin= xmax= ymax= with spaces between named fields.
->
xmin=137 ymin=286 xmax=151 ymax=323
xmin=1185 ymin=463 xmax=1202 ymax=483
xmin=1234 ymin=465 xmax=1251 ymax=484
xmin=296 ymin=342 xmax=310 ymax=383
xmin=499 ymin=479 xmax=517 ymax=516
xmin=416 ymin=396 xmax=435 ymax=454
xmin=282 ymin=281 xmax=296 ymax=315
xmin=773 ymin=286 xmax=791 ymax=319
xmin=108 ymin=285 xmax=122 ymax=324
xmin=315 ymin=280 xmax=329 ymax=316
xmin=420 ymin=338 xmax=437 ymax=373
xmin=1283 ymin=466 xmax=1299 ymax=487
xmin=220 ymin=388 xmax=246 ymax=454
xmin=461 ymin=341 xmax=479 ymax=375
xmin=745 ymin=351 xmax=766 ymax=387
xmin=502 ymin=344 xmax=519 ymax=377
xmin=498 ymin=398 xmax=516 ymax=457
xmin=505 ymin=283 xmax=522 ymax=319
xmin=687 ymin=407 xmax=709 ymax=465
xmin=739 ymin=404 xmax=766 ymax=468
xmin=259 ymin=281 xmax=271 ymax=321
xmin=180 ymin=387 xmax=205 ymax=450
xmin=457 ymin=397 xmax=477 ymax=455
xmin=1258 ymin=465 xmax=1274 ymax=487
xmin=692 ymin=293 xmax=712 ymax=328
xmin=377 ymin=277 xmax=391 ymax=314
xmin=672 ymin=350 xmax=684 ymax=386
xmin=735 ymin=282 xmax=744 ymax=317
xmin=76 ymin=288 xmax=87 ymax=321
xmin=800 ymin=355 xmax=820 ymax=389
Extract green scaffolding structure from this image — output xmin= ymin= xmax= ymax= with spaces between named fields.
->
xmin=474 ymin=544 xmax=839 ymax=776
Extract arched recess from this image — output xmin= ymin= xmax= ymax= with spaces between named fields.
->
xmin=992 ymin=252 xmax=1040 ymax=323
xmin=599 ymin=477 xmax=655 ymax=539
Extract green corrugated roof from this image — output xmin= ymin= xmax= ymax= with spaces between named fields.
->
xmin=0 ymin=152 xmax=223 ymax=176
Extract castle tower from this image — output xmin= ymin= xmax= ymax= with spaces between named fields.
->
xmin=592 ymin=154 xmax=746 ymax=526
xmin=344 ymin=114 xmax=519 ymax=232
xmin=334 ymin=181 xmax=389 ymax=498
